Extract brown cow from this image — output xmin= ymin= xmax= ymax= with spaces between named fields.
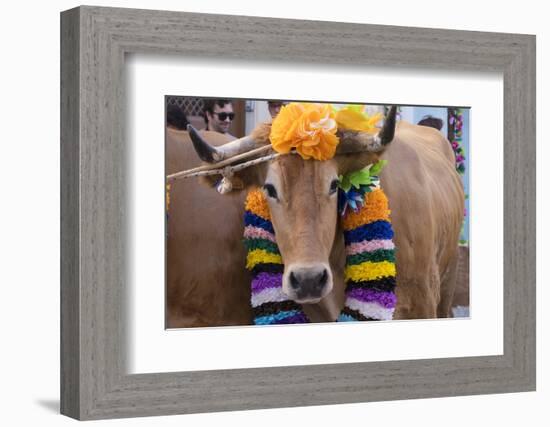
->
xmin=166 ymin=129 xmax=342 ymax=327
xmin=166 ymin=129 xmax=249 ymax=328
xmin=168 ymin=107 xmax=464 ymax=325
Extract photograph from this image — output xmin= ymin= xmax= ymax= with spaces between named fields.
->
xmin=165 ymin=97 xmax=470 ymax=328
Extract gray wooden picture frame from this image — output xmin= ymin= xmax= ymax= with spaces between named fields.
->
xmin=60 ymin=5 xmax=536 ymax=421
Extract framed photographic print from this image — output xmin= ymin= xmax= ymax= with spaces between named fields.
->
xmin=60 ymin=6 xmax=535 ymax=420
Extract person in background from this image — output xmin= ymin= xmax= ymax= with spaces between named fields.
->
xmin=166 ymin=103 xmax=189 ymax=130
xmin=203 ymin=99 xmax=235 ymax=137
xmin=417 ymin=115 xmax=444 ymax=131
xmin=267 ymin=100 xmax=286 ymax=119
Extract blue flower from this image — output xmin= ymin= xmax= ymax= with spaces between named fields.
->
xmin=338 ymin=183 xmax=376 ymax=216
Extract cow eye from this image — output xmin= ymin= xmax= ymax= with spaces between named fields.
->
xmin=263 ymin=183 xmax=278 ymax=200
xmin=329 ymin=179 xmax=339 ymax=195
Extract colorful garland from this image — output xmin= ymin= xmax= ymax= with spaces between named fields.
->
xmin=243 ymin=163 xmax=397 ymax=325
xmin=244 ymin=189 xmax=310 ymax=324
xmin=337 ymin=188 xmax=397 ymax=321
xmin=448 ymin=108 xmax=466 ymax=175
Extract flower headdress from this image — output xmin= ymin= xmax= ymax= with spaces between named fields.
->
xmin=269 ymin=103 xmax=382 ymax=161
xmin=270 ymin=103 xmax=339 ymax=161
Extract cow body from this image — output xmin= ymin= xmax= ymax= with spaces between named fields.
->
xmin=377 ymin=121 xmax=463 ymax=318
xmin=166 ymin=120 xmax=463 ymax=327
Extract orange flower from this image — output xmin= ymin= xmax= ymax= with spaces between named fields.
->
xmin=245 ymin=188 xmax=271 ymax=220
xmin=270 ymin=103 xmax=340 ymax=161
xmin=341 ymin=188 xmax=391 ymax=231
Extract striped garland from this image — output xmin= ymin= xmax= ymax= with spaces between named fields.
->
xmin=337 ymin=188 xmax=397 ymax=321
xmin=244 ymin=189 xmax=310 ymax=325
xmin=243 ymin=186 xmax=397 ymax=325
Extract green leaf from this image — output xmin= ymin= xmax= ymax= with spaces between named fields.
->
xmin=339 ymin=174 xmax=352 ymax=192
xmin=349 ymin=169 xmax=372 ymax=189
xmin=369 ymin=160 xmax=388 ymax=176
xmin=339 ymin=162 xmax=386 ymax=192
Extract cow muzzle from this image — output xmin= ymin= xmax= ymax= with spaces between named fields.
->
xmin=283 ymin=263 xmax=333 ymax=304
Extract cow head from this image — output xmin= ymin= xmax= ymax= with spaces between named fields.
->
xmin=187 ymin=106 xmax=397 ymax=304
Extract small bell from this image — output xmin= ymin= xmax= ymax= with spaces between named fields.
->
xmin=216 ymin=176 xmax=233 ymax=194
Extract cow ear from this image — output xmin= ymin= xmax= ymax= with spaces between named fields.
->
xmin=199 ymin=162 xmax=268 ymax=195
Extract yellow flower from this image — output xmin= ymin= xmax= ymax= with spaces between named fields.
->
xmin=345 ymin=260 xmax=396 ymax=282
xmin=246 ymin=249 xmax=283 ymax=269
xmin=270 ymin=103 xmax=340 ymax=161
xmin=335 ymin=105 xmax=382 ymax=133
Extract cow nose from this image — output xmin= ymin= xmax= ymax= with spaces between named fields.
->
xmin=288 ymin=265 xmax=329 ymax=299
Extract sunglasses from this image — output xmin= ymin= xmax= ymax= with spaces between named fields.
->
xmin=213 ymin=112 xmax=235 ymax=121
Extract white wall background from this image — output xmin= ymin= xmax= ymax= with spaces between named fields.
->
xmin=0 ymin=0 xmax=546 ymax=425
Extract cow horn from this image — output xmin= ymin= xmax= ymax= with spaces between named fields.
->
xmin=187 ymin=125 xmax=259 ymax=163
xmin=188 ymin=125 xmax=222 ymax=162
xmin=336 ymin=105 xmax=398 ymax=154
xmin=378 ymin=105 xmax=397 ymax=146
